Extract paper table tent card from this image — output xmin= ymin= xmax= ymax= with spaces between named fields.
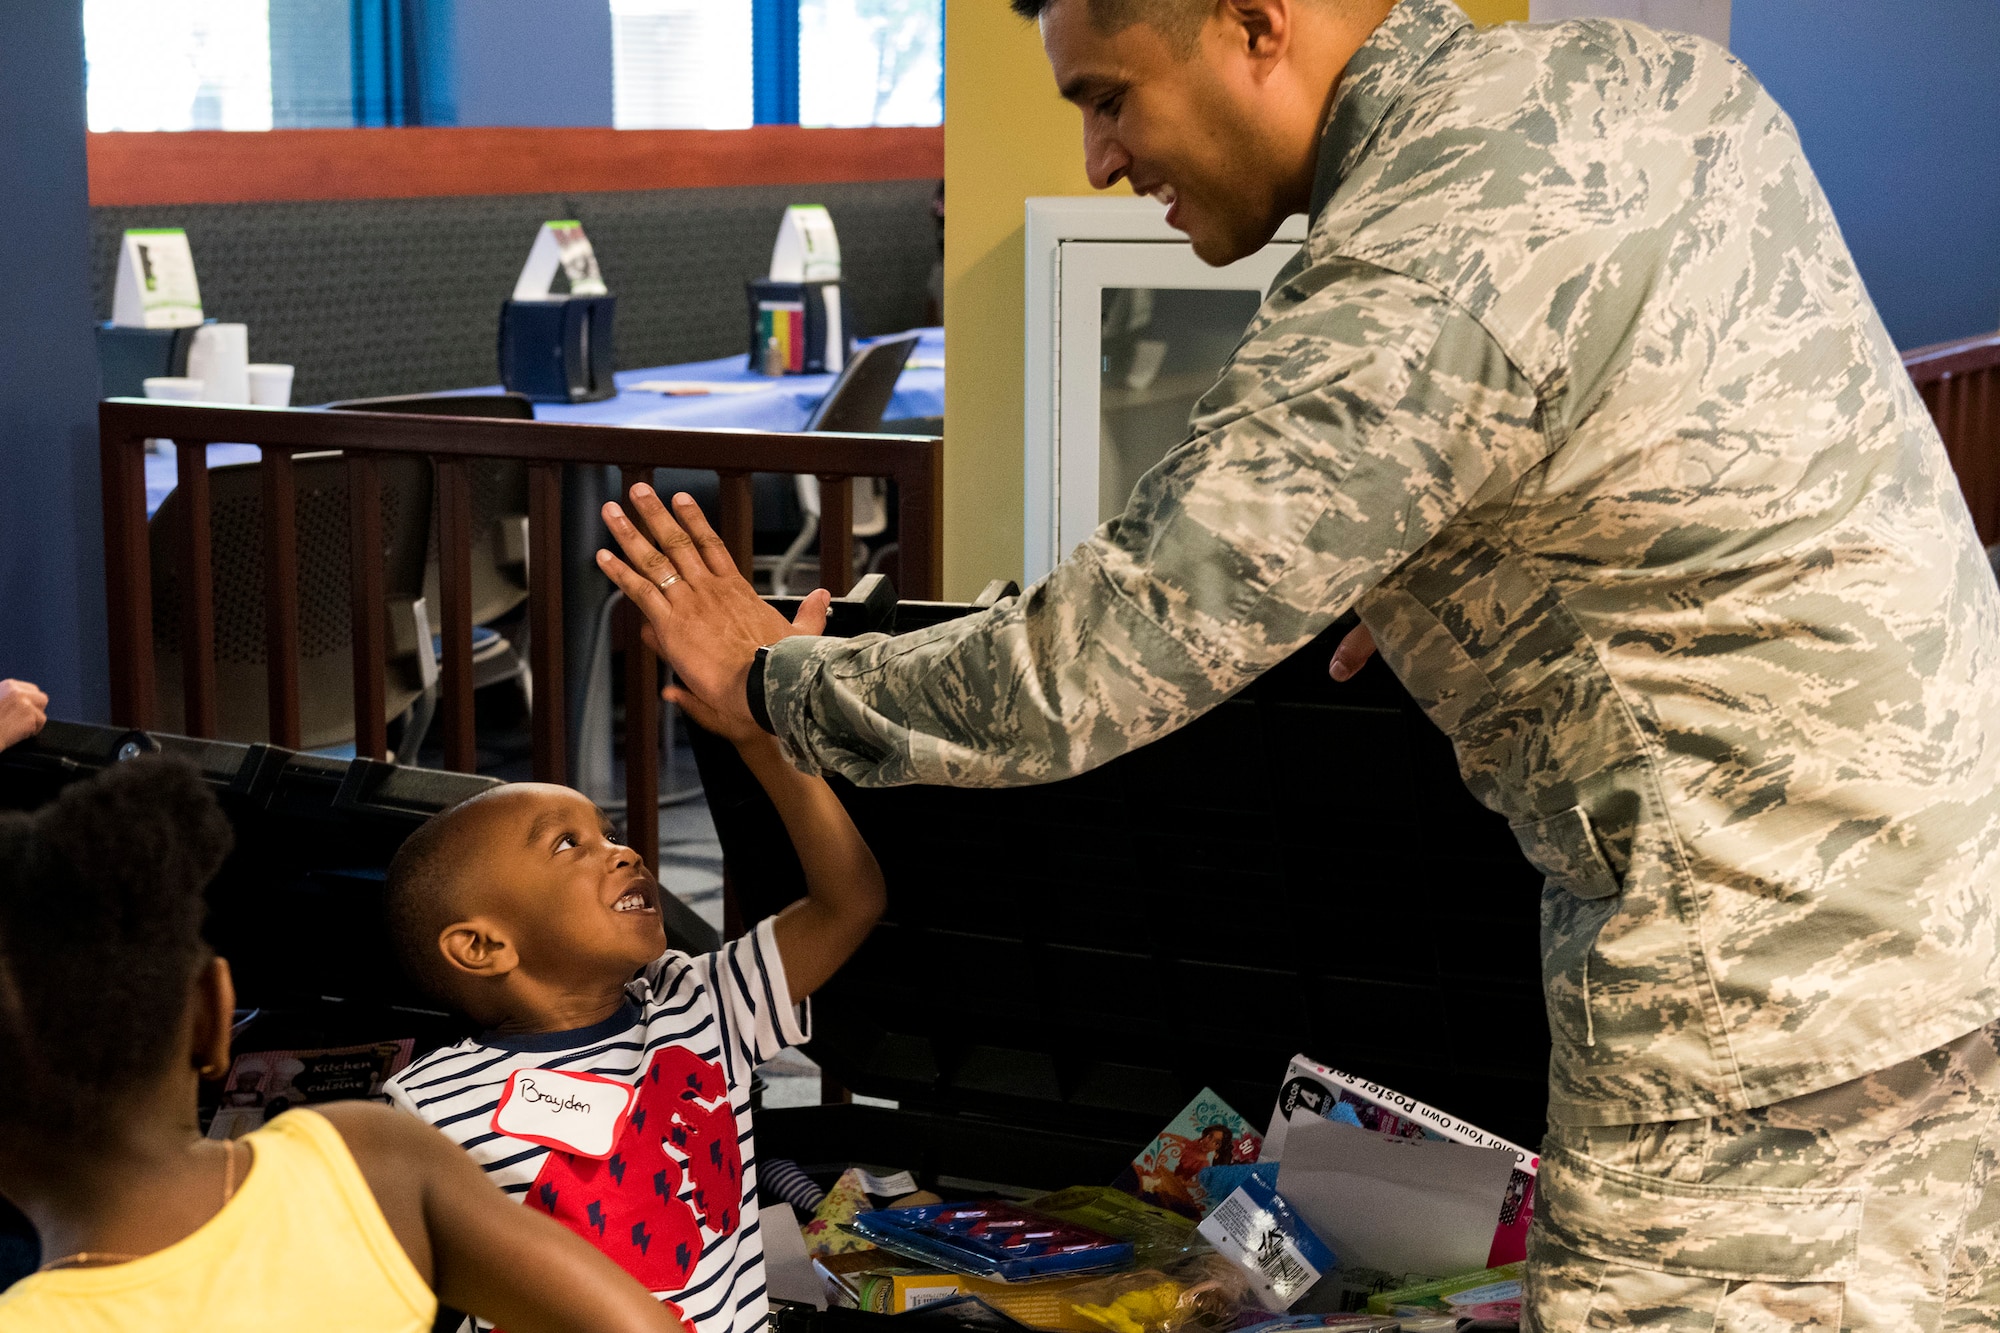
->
xmin=112 ymin=228 xmax=203 ymax=329
xmin=514 ymin=221 xmax=609 ymax=300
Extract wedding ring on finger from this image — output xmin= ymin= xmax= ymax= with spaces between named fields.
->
xmin=657 ymin=574 xmax=682 ymax=592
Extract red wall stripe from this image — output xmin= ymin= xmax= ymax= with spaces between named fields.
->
xmin=88 ymin=125 xmax=944 ymax=206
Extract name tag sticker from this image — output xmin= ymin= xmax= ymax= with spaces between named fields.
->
xmin=492 ymin=1069 xmax=635 ymax=1159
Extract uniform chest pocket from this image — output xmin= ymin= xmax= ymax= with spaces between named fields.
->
xmin=1510 ymin=804 xmax=1621 ymax=900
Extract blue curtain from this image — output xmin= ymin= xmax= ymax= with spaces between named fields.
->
xmin=752 ymin=0 xmax=801 ymax=125
xmin=351 ymin=0 xmax=456 ymax=125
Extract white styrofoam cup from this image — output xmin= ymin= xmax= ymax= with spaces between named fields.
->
xmin=142 ymin=376 xmax=206 ymax=401
xmin=247 ymin=363 xmax=295 ymax=407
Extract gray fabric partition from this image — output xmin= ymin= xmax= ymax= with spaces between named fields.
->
xmin=92 ymin=178 xmax=940 ymax=405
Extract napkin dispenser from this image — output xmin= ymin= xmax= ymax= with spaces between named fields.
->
xmin=96 ymin=322 xmax=200 ymax=399
xmin=745 ymin=279 xmax=851 ymax=376
xmin=498 ymin=295 xmax=616 ymax=403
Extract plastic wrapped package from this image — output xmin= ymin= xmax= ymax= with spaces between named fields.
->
xmin=846 ymin=1202 xmax=1136 ymax=1281
xmin=1236 ymin=1317 xmax=1405 ymax=1333
xmin=1364 ymin=1265 xmax=1522 ymax=1319
xmin=824 ymin=1260 xmax=1105 ymax=1331
xmin=1193 ymin=1177 xmax=1337 ymax=1312
xmin=805 ymin=1169 xmax=881 ymax=1257
xmin=1028 ymin=1187 xmax=1205 ymax=1268
xmin=1065 ymin=1253 xmax=1262 ymax=1333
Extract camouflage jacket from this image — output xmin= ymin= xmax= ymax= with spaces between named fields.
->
xmin=764 ymin=0 xmax=2000 ymax=1124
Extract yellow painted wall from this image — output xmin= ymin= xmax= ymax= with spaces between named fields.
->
xmin=940 ymin=0 xmax=1527 ymax=595
xmin=940 ymin=1 xmax=1096 ymax=595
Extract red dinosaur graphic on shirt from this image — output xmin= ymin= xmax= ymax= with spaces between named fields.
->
xmin=520 ymin=1047 xmax=743 ymax=1302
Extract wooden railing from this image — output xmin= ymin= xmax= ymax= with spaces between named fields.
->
xmin=99 ymin=400 xmax=942 ymax=866
xmin=1906 ymin=332 xmax=2000 ymax=545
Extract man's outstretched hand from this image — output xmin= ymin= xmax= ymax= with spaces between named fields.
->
xmin=596 ymin=485 xmax=832 ymax=738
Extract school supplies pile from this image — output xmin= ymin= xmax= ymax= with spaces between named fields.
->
xmin=783 ymin=1053 xmax=1537 ymax=1332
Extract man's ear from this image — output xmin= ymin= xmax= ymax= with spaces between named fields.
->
xmin=1220 ymin=0 xmax=1294 ymax=63
xmin=191 ymin=955 xmax=236 ymax=1080
xmin=439 ymin=918 xmax=519 ymax=981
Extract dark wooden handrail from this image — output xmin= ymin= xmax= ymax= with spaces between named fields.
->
xmin=100 ymin=399 xmax=944 ymax=869
xmin=1904 ymin=331 xmax=2000 ymax=385
xmin=1904 ymin=333 xmax=2000 ymax=545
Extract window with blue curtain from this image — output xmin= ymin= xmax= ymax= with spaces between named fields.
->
xmin=82 ymin=0 xmax=939 ymax=131
xmin=346 ymin=0 xmax=449 ymax=127
xmin=617 ymin=0 xmax=941 ymax=128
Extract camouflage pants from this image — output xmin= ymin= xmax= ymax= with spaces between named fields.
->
xmin=1524 ymin=1022 xmax=2000 ymax=1332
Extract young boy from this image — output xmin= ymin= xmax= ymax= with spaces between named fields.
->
xmin=383 ymin=686 xmax=884 ymax=1333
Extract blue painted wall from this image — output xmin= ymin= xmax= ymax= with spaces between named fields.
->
xmin=0 ymin=3 xmax=107 ymax=721
xmin=1731 ymin=1 xmax=2000 ymax=350
xmin=445 ymin=0 xmax=614 ymax=127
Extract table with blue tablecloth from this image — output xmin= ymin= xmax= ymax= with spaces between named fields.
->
xmin=516 ymin=326 xmax=943 ymax=432
xmin=145 ymin=327 xmax=943 ymax=516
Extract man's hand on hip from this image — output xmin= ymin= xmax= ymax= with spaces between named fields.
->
xmin=1328 ymin=623 xmax=1376 ymax=682
xmin=596 ymin=485 xmax=831 ymax=737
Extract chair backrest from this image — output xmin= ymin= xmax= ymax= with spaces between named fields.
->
xmin=798 ymin=336 xmax=921 ymax=534
xmin=149 ymin=451 xmax=435 ymax=750
xmin=804 ymin=335 xmax=920 ymax=434
xmin=327 ymin=393 xmax=536 ymax=628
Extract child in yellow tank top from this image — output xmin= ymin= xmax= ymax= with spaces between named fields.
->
xmin=2 ymin=1111 xmax=433 ymax=1332
xmin=0 ymin=757 xmax=689 ymax=1333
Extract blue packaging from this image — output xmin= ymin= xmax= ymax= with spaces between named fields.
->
xmin=844 ymin=1202 xmax=1136 ymax=1282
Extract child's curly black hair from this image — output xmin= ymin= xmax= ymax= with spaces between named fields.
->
xmin=0 ymin=756 xmax=232 ymax=1145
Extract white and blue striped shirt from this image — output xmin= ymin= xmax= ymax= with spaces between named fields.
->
xmin=386 ymin=918 xmax=809 ymax=1333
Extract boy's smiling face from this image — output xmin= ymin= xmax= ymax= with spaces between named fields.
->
xmin=446 ymin=784 xmax=667 ymax=994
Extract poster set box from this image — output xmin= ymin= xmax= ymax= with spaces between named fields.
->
xmin=0 ymin=586 xmax=1553 ymax=1330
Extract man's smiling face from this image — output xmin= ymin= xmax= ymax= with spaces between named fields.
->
xmin=1042 ymin=0 xmax=1312 ymax=265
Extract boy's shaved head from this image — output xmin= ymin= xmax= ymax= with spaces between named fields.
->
xmin=384 ymin=784 xmax=666 ymax=1024
xmin=384 ymin=787 xmax=510 ymax=1007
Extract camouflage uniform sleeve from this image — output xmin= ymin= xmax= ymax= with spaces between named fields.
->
xmin=763 ymin=258 xmax=1549 ymax=788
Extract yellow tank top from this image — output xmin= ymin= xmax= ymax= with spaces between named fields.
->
xmin=0 ymin=1109 xmax=436 ymax=1332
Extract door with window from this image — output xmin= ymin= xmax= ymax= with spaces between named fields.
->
xmin=1024 ymin=198 xmax=1305 ymax=583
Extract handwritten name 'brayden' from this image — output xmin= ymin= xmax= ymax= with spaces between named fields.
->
xmin=517 ymin=1079 xmax=594 ymax=1114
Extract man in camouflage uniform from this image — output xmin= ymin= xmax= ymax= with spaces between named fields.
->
xmin=596 ymin=0 xmax=2000 ymax=1324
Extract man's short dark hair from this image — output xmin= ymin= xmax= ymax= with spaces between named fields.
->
xmin=0 ymin=756 xmax=232 ymax=1147
xmin=1009 ymin=0 xmax=1214 ymax=53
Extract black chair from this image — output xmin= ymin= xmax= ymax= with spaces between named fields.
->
xmin=327 ymin=393 xmax=536 ymax=632
xmin=325 ymin=393 xmax=540 ymax=751
xmin=148 ymin=451 xmax=436 ymax=752
xmin=769 ymin=334 xmax=921 ymax=594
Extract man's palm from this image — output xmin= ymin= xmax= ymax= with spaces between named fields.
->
xmin=595 ymin=485 xmax=831 ymax=734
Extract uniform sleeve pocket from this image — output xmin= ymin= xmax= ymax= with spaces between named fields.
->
xmin=1509 ymin=805 xmax=1622 ymax=900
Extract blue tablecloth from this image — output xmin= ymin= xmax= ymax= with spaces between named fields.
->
xmin=145 ymin=327 xmax=943 ymax=516
xmin=520 ymin=326 xmax=943 ymax=431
